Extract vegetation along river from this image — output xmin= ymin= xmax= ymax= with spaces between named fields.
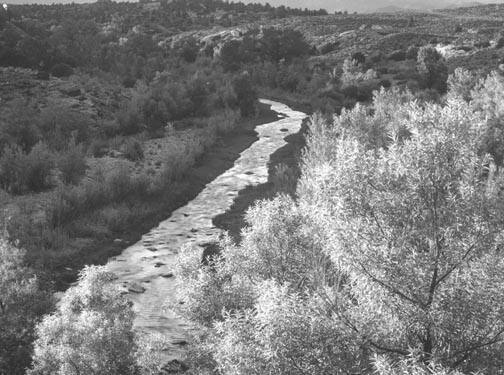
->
xmin=104 ymin=99 xmax=307 ymax=360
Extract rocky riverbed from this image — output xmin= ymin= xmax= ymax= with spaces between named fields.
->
xmin=105 ymin=99 xmax=307 ymax=360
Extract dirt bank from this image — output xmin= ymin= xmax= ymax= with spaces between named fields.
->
xmin=55 ymin=102 xmax=279 ymax=289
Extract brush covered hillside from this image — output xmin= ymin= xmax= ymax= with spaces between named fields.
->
xmin=3 ymin=1 xmax=504 ymax=374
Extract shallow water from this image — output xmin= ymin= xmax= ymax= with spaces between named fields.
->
xmin=105 ymin=99 xmax=306 ymax=359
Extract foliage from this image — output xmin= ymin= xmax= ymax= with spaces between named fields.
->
xmin=258 ymin=28 xmax=311 ymax=63
xmin=416 ymin=46 xmax=448 ymax=92
xmin=0 ymin=239 xmax=53 ymax=375
xmin=232 ymin=73 xmax=257 ymax=117
xmin=56 ymin=140 xmax=87 ymax=185
xmin=212 ymin=281 xmax=360 ymax=375
xmin=341 ymin=58 xmax=377 ymax=87
xmin=122 ymin=139 xmax=144 ymax=161
xmin=29 ymin=266 xmax=138 ymax=375
xmin=180 ymin=83 xmax=504 ymax=374
xmin=447 ymin=67 xmax=477 ymax=102
xmin=50 ymin=63 xmax=74 ymax=78
xmin=373 ymin=354 xmax=464 ymax=375
xmin=0 ymin=142 xmax=55 ymax=194
xmin=351 ymin=51 xmax=366 ymax=65
xmin=299 ymin=91 xmax=504 ymax=371
xmin=470 ymin=71 xmax=504 ymax=119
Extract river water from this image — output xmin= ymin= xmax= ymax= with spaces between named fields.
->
xmin=105 ymin=99 xmax=306 ymax=359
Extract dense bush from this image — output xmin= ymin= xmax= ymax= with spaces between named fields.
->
xmin=341 ymin=58 xmax=377 ymax=87
xmin=351 ymin=51 xmax=366 ymax=65
xmin=416 ymin=46 xmax=448 ymax=92
xmin=387 ymin=49 xmax=406 ymax=61
xmin=447 ymin=67 xmax=477 ymax=102
xmin=406 ymin=45 xmax=419 ymax=60
xmin=38 ymin=106 xmax=91 ymax=150
xmin=0 ymin=142 xmax=55 ymax=194
xmin=56 ymin=141 xmax=87 ymax=185
xmin=122 ymin=139 xmax=144 ymax=161
xmin=50 ymin=63 xmax=74 ymax=77
xmin=178 ymin=80 xmax=504 ymax=374
xmin=0 ymin=240 xmax=53 ymax=375
xmin=232 ymin=73 xmax=257 ymax=117
xmin=29 ymin=266 xmax=138 ymax=375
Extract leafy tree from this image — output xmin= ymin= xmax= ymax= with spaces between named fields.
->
xmin=258 ymin=28 xmax=310 ymax=62
xmin=213 ymin=281 xmax=360 ymax=375
xmin=219 ymin=39 xmax=245 ymax=72
xmin=351 ymin=51 xmax=366 ymax=65
xmin=416 ymin=46 xmax=448 ymax=92
xmin=299 ymin=92 xmax=504 ymax=371
xmin=340 ymin=58 xmax=377 ymax=87
xmin=232 ymin=73 xmax=257 ymax=117
xmin=447 ymin=67 xmax=477 ymax=102
xmin=29 ymin=266 xmax=138 ymax=375
xmin=179 ymin=36 xmax=199 ymax=63
xmin=180 ymin=83 xmax=504 ymax=374
xmin=373 ymin=354 xmax=464 ymax=375
xmin=0 ymin=239 xmax=52 ymax=375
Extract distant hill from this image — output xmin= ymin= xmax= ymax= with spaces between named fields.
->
xmin=2 ymin=0 xmax=501 ymax=12
xmin=242 ymin=0 xmax=501 ymax=13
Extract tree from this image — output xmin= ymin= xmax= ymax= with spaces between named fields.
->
xmin=179 ymin=83 xmax=504 ymax=374
xmin=299 ymin=90 xmax=504 ymax=372
xmin=0 ymin=239 xmax=52 ymax=375
xmin=417 ymin=46 xmax=448 ymax=92
xmin=259 ymin=28 xmax=310 ymax=62
xmin=29 ymin=266 xmax=138 ymax=375
xmin=232 ymin=73 xmax=257 ymax=117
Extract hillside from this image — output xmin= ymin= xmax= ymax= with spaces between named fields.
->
xmin=3 ymin=1 xmax=504 ymax=374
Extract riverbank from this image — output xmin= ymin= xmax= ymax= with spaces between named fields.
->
xmin=53 ymin=102 xmax=279 ymax=289
xmin=102 ymin=100 xmax=307 ymax=361
xmin=213 ymin=96 xmax=311 ymax=242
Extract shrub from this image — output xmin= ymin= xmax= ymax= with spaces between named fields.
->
xmin=142 ymin=97 xmax=168 ymax=133
xmin=116 ymin=103 xmax=144 ymax=136
xmin=379 ymin=79 xmax=392 ymax=88
xmin=233 ymin=73 xmax=257 ymax=117
xmin=447 ymin=67 xmax=477 ymax=102
xmin=29 ymin=266 xmax=138 ymax=375
xmin=351 ymin=51 xmax=366 ymax=65
xmin=416 ymin=46 xmax=448 ymax=92
xmin=259 ymin=28 xmax=310 ymax=62
xmin=89 ymin=138 xmax=109 ymax=157
xmin=0 ymin=99 xmax=40 ymax=152
xmin=470 ymin=71 xmax=504 ymax=118
xmin=341 ymin=58 xmax=377 ymax=87
xmin=496 ymin=34 xmax=504 ymax=49
xmin=24 ymin=142 xmax=55 ymax=192
xmin=342 ymin=84 xmax=359 ymax=99
xmin=219 ymin=40 xmax=245 ymax=72
xmin=319 ymin=41 xmax=339 ymax=55
xmin=122 ymin=139 xmax=144 ymax=161
xmin=406 ymin=45 xmax=419 ymax=60
xmin=0 ymin=145 xmax=27 ymax=194
xmin=56 ymin=141 xmax=87 ymax=185
xmin=387 ymin=49 xmax=406 ymax=61
xmin=38 ymin=106 xmax=91 ymax=150
xmin=179 ymin=37 xmax=199 ymax=63
xmin=0 ymin=143 xmax=55 ymax=194
xmin=0 ymin=240 xmax=52 ymax=375
xmin=50 ymin=63 xmax=74 ymax=78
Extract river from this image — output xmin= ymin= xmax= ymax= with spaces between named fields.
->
xmin=105 ymin=99 xmax=307 ymax=360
